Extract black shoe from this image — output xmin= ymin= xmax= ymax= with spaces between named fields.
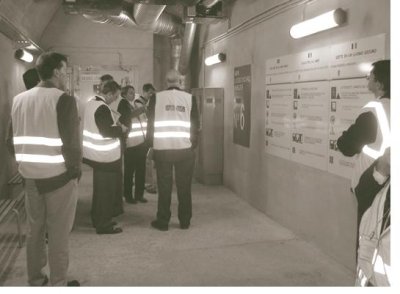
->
xmin=125 ymin=198 xmax=137 ymax=204
xmin=67 ymin=280 xmax=80 ymax=286
xmin=41 ymin=275 xmax=49 ymax=286
xmin=180 ymin=223 xmax=190 ymax=230
xmin=96 ymin=227 xmax=123 ymax=234
xmin=93 ymin=221 xmax=117 ymax=228
xmin=151 ymin=220 xmax=168 ymax=231
xmin=136 ymin=197 xmax=148 ymax=203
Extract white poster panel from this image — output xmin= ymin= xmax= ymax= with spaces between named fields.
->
xmin=265 ymin=54 xmax=295 ymax=84
xmin=265 ymin=84 xmax=292 ymax=158
xmin=291 ymin=81 xmax=330 ymax=170
xmin=327 ymin=78 xmax=375 ymax=178
xmin=293 ymin=46 xmax=330 ymax=82
xmin=329 ymin=34 xmax=385 ymax=79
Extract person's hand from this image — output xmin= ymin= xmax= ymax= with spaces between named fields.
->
xmin=120 ymin=124 xmax=129 ymax=134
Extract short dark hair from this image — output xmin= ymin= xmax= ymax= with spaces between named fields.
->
xmin=121 ymin=85 xmax=135 ymax=98
xmin=143 ymin=83 xmax=156 ymax=92
xmin=23 ymin=68 xmax=40 ymax=90
xmin=100 ymin=74 xmax=114 ymax=82
xmin=35 ymin=52 xmax=67 ymax=80
xmin=101 ymin=80 xmax=121 ymax=95
xmin=143 ymin=83 xmax=155 ymax=92
xmin=371 ymin=60 xmax=390 ymax=97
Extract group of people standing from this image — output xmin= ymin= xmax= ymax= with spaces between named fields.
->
xmin=8 ymin=51 xmax=199 ymax=286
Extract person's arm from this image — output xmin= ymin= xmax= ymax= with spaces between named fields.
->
xmin=57 ymin=94 xmax=82 ymax=179
xmin=190 ymin=95 xmax=200 ymax=149
xmin=145 ymin=93 xmax=156 ymax=147
xmin=95 ymin=105 xmax=123 ymax=138
xmin=337 ymin=111 xmax=377 ymax=156
xmin=6 ymin=119 xmax=15 ymax=158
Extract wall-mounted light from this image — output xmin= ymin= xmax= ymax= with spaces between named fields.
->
xmin=290 ymin=8 xmax=346 ymax=39
xmin=205 ymin=53 xmax=226 ymax=66
xmin=15 ymin=49 xmax=34 ymax=63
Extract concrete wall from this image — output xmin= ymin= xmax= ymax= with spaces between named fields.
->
xmin=40 ymin=8 xmax=154 ymax=93
xmin=0 ymin=33 xmax=29 ymax=199
xmin=197 ymin=0 xmax=390 ymax=269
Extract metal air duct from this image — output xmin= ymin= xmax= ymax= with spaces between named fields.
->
xmin=178 ymin=22 xmax=197 ymax=75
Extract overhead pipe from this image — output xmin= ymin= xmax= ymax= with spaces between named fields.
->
xmin=171 ymin=38 xmax=183 ymax=71
xmin=178 ymin=22 xmax=197 ymax=75
xmin=201 ymin=0 xmax=220 ymax=8
xmin=133 ymin=4 xmax=166 ymax=29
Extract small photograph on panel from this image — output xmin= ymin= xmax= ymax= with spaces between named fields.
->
xmin=331 ymin=87 xmax=337 ymax=99
xmin=331 ymin=101 xmax=337 ymax=112
xmin=266 ymin=89 xmax=271 ymax=99
xmin=293 ymin=100 xmax=298 ymax=110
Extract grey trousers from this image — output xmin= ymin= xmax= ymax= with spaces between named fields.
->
xmin=24 ymin=179 xmax=78 ymax=286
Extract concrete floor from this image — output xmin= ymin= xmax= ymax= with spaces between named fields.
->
xmin=1 ymin=166 xmax=355 ymax=286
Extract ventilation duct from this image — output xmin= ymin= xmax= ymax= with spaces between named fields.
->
xmin=83 ymin=12 xmax=137 ymax=28
xmin=123 ymin=0 xmax=201 ymax=5
xmin=171 ymin=38 xmax=182 ymax=71
xmin=72 ymin=1 xmax=197 ymax=88
xmin=200 ymin=0 xmax=220 ymax=8
xmin=178 ymin=22 xmax=197 ymax=75
xmin=133 ymin=4 xmax=166 ymax=28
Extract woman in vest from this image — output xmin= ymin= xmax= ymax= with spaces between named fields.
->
xmin=82 ymin=80 xmax=128 ymax=234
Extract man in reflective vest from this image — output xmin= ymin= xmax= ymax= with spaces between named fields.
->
xmin=337 ymin=60 xmax=390 ymax=226
xmin=82 ymin=80 xmax=128 ymax=234
xmin=147 ymin=70 xmax=199 ymax=231
xmin=118 ymin=85 xmax=149 ymax=204
xmin=10 ymin=52 xmax=81 ymax=286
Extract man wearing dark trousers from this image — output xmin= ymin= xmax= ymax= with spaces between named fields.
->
xmin=118 ymin=85 xmax=148 ymax=204
xmin=82 ymin=81 xmax=128 ymax=234
xmin=146 ymin=70 xmax=199 ymax=231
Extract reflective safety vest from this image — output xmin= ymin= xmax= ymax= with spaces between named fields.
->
xmin=82 ymin=97 xmax=121 ymax=163
xmin=11 ymin=87 xmax=67 ymax=179
xmin=126 ymin=98 xmax=147 ymax=148
xmin=153 ymin=89 xmax=192 ymax=150
xmin=352 ymin=98 xmax=390 ymax=189
xmin=356 ymin=182 xmax=391 ymax=286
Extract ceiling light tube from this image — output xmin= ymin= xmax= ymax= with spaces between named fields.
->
xmin=15 ymin=49 xmax=34 ymax=63
xmin=290 ymin=8 xmax=346 ymax=39
xmin=205 ymin=53 xmax=226 ymax=66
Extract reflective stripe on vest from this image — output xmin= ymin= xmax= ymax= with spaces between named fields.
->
xmin=126 ymin=116 xmax=147 ymax=147
xmin=13 ymin=136 xmax=65 ymax=163
xmin=154 ymin=120 xmax=191 ymax=138
xmin=362 ymin=101 xmax=390 ymax=159
xmin=82 ymin=98 xmax=121 ymax=162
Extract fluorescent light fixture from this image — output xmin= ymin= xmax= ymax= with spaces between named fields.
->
xmin=205 ymin=53 xmax=226 ymax=66
xmin=14 ymin=49 xmax=34 ymax=63
xmin=290 ymin=8 xmax=346 ymax=39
